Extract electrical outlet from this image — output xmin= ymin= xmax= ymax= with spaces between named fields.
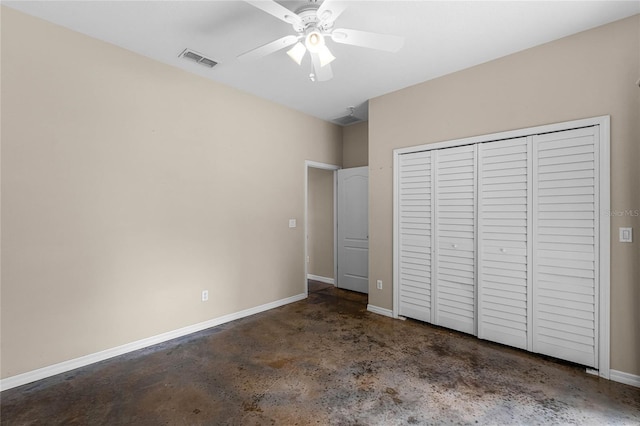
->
xmin=202 ymin=290 xmax=209 ymax=302
xmin=376 ymin=280 xmax=383 ymax=290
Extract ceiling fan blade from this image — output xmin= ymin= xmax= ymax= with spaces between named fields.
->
xmin=238 ymin=35 xmax=299 ymax=61
xmin=244 ymin=0 xmax=302 ymax=26
xmin=316 ymin=0 xmax=347 ymax=29
xmin=331 ymin=28 xmax=404 ymax=52
xmin=310 ymin=52 xmax=333 ymax=82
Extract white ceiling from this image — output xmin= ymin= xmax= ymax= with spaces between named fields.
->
xmin=5 ymin=1 xmax=639 ymax=124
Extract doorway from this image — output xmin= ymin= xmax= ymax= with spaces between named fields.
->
xmin=305 ymin=161 xmax=340 ymax=296
xmin=304 ymin=161 xmax=370 ymax=296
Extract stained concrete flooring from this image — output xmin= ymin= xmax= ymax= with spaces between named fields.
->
xmin=2 ymin=281 xmax=639 ymax=425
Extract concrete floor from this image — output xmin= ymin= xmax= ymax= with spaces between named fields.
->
xmin=2 ymin=281 xmax=639 ymax=425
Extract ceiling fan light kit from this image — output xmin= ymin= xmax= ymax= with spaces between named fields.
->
xmin=305 ymin=31 xmax=323 ymax=52
xmin=288 ymin=29 xmax=335 ymax=70
xmin=287 ymin=42 xmax=306 ymax=65
xmin=317 ymin=46 xmax=336 ymax=67
xmin=239 ymin=0 xmax=404 ymax=82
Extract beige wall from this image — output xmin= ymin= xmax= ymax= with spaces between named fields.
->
xmin=0 ymin=7 xmax=342 ymax=379
xmin=369 ymin=15 xmax=640 ymax=376
xmin=307 ymin=168 xmax=334 ymax=280
xmin=342 ymin=121 xmax=369 ymax=168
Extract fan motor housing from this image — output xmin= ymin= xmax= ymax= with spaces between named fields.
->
xmin=292 ymin=3 xmax=321 ymax=32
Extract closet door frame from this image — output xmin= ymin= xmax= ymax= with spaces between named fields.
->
xmin=392 ymin=115 xmax=610 ymax=379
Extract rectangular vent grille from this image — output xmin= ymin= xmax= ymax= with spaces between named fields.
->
xmin=179 ymin=49 xmax=218 ymax=68
xmin=333 ymin=115 xmax=362 ymax=126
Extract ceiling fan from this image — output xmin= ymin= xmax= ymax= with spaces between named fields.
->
xmin=238 ymin=0 xmax=404 ymax=82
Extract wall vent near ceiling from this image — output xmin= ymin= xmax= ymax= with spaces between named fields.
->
xmin=179 ymin=49 xmax=218 ymax=68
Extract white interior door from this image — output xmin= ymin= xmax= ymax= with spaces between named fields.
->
xmin=477 ymin=137 xmax=531 ymax=350
xmin=398 ymin=151 xmax=433 ymax=323
xmin=337 ymin=167 xmax=369 ymax=293
xmin=434 ymin=145 xmax=477 ymax=335
xmin=532 ymin=126 xmax=599 ymax=368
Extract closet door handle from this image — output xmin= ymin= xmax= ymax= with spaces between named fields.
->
xmin=500 ymin=248 xmax=507 ymax=253
xmin=452 ymin=244 xmax=458 ymax=249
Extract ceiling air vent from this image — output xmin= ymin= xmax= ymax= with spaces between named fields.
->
xmin=332 ymin=106 xmax=363 ymax=126
xmin=179 ymin=49 xmax=218 ymax=68
xmin=334 ymin=114 xmax=363 ymax=126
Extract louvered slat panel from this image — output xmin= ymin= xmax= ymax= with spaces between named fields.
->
xmin=533 ymin=126 xmax=598 ymax=368
xmin=435 ymin=145 xmax=476 ymax=335
xmin=398 ymin=151 xmax=432 ymax=323
xmin=478 ymin=137 xmax=530 ymax=349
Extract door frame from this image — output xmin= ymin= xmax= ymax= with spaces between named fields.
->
xmin=392 ymin=115 xmax=610 ymax=379
xmin=305 ymin=161 xmax=341 ymax=296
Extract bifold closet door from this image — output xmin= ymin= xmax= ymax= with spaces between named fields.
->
xmin=397 ymin=151 xmax=433 ymax=323
xmin=533 ymin=126 xmax=599 ymax=368
xmin=477 ymin=138 xmax=531 ymax=350
xmin=434 ymin=145 xmax=476 ymax=335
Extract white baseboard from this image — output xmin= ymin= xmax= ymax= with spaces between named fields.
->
xmin=367 ymin=304 xmax=394 ymax=318
xmin=4 ymin=293 xmax=636 ymax=392
xmin=307 ymin=274 xmax=335 ymax=285
xmin=0 ymin=293 xmax=306 ymax=392
xmin=610 ymin=369 xmax=640 ymax=388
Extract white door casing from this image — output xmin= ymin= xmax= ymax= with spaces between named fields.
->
xmin=337 ymin=167 xmax=369 ymax=293
xmin=304 ymin=161 xmax=340 ymax=295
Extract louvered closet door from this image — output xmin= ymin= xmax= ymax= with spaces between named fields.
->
xmin=533 ymin=126 xmax=599 ymax=368
xmin=398 ymin=151 xmax=433 ymax=323
xmin=434 ymin=145 xmax=476 ymax=335
xmin=478 ymin=138 xmax=531 ymax=350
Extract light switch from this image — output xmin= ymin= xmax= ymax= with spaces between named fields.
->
xmin=289 ymin=219 xmax=297 ymax=228
xmin=619 ymin=227 xmax=633 ymax=243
